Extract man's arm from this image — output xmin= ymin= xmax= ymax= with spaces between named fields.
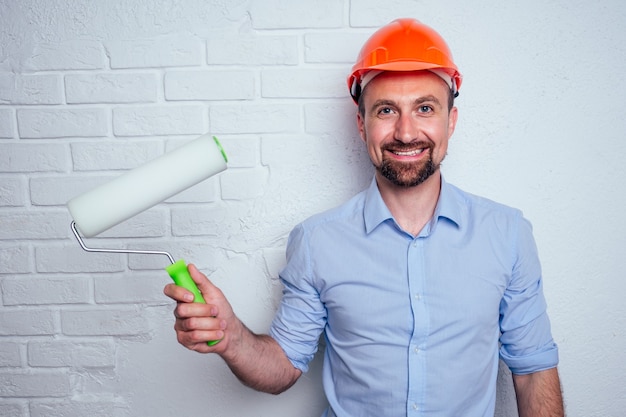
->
xmin=512 ymin=367 xmax=564 ymax=417
xmin=164 ymin=264 xmax=302 ymax=395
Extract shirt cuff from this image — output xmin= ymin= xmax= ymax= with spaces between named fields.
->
xmin=500 ymin=341 xmax=559 ymax=375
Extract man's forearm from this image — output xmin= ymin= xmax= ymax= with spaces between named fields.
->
xmin=221 ymin=321 xmax=302 ymax=395
xmin=513 ymin=367 xmax=564 ymax=417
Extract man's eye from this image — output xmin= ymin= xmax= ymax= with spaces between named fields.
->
xmin=378 ymin=107 xmax=394 ymax=115
xmin=418 ymin=105 xmax=433 ymax=113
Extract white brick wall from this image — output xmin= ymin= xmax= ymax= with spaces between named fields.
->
xmin=0 ymin=74 xmax=63 ymax=105
xmin=17 ymin=108 xmax=109 ymax=138
xmin=65 ymin=73 xmax=159 ymax=104
xmin=1 ymin=1 xmax=625 ymax=417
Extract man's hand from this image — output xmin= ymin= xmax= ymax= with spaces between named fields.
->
xmin=163 ymin=263 xmax=234 ymax=353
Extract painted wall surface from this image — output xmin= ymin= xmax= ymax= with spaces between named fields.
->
xmin=1 ymin=1 xmax=625 ymax=416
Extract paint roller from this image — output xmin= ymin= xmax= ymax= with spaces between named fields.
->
xmin=67 ymin=133 xmax=228 ymax=345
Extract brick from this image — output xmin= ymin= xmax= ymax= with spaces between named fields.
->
xmin=2 ymin=276 xmax=91 ymax=306
xmin=221 ymin=167 xmax=269 ymax=200
xmin=0 ymin=371 xmax=69 ymax=397
xmin=261 ymin=134 xmax=318 ymax=166
xmin=95 ymin=272 xmax=173 ymax=304
xmin=106 ymin=36 xmax=203 ymax=69
xmin=0 ymin=245 xmax=31 ymax=274
xmin=164 ymin=70 xmax=255 ymax=101
xmin=25 ymin=40 xmax=105 ymax=71
xmin=0 ymin=212 xmax=69 ymax=240
xmin=61 ymin=308 xmax=149 ymax=337
xmin=0 ymin=177 xmax=27 ymax=206
xmin=0 ymin=108 xmax=15 ymax=138
xmin=30 ymin=399 xmax=128 ymax=417
xmin=262 ymin=69 xmax=347 ymax=98
xmin=0 ymin=310 xmax=55 ymax=336
xmin=17 ymin=108 xmax=108 ymax=139
xmin=207 ymin=34 xmax=298 ymax=65
xmin=112 ymin=105 xmax=205 ymax=136
xmin=35 ymin=245 xmax=124 ymax=274
xmin=70 ymin=140 xmax=163 ymax=171
xmin=305 ymin=33 xmax=368 ymax=63
xmin=0 ymin=403 xmax=24 ymax=417
xmin=250 ymin=0 xmax=343 ymax=29
xmin=0 ymin=341 xmax=22 ymax=367
xmin=209 ymin=103 xmax=300 ymax=134
xmin=28 ymin=340 xmax=115 ymax=368
xmin=0 ymin=74 xmax=63 ymax=105
xmin=65 ymin=73 xmax=158 ymax=104
xmin=0 ymin=143 xmax=68 ymax=173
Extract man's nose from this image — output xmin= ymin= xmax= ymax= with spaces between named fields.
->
xmin=394 ymin=112 xmax=419 ymax=143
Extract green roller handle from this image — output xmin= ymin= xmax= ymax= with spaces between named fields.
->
xmin=165 ymin=259 xmax=221 ymax=346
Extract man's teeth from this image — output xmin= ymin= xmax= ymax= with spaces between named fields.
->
xmin=393 ymin=149 xmax=424 ymax=156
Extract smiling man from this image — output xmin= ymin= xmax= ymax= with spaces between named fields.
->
xmin=165 ymin=18 xmax=564 ymax=417
xmin=356 ymin=70 xmax=458 ymax=237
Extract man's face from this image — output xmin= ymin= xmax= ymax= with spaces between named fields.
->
xmin=357 ymin=71 xmax=458 ymax=188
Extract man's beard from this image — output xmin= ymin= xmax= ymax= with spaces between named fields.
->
xmin=377 ymin=144 xmax=440 ymax=188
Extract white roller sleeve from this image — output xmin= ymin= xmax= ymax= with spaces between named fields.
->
xmin=68 ymin=134 xmax=227 ymax=237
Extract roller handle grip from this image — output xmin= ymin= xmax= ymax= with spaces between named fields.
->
xmin=166 ymin=259 xmax=221 ymax=346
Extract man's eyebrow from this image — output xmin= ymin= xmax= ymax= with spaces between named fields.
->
xmin=369 ymin=95 xmax=443 ymax=114
xmin=414 ymin=95 xmax=442 ymax=108
xmin=369 ymin=99 xmax=395 ymax=113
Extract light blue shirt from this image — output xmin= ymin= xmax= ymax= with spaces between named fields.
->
xmin=269 ymin=176 xmax=558 ymax=417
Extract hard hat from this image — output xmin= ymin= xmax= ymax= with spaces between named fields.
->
xmin=347 ymin=18 xmax=462 ymax=103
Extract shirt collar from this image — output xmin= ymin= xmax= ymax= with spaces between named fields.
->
xmin=363 ymin=175 xmax=463 ymax=235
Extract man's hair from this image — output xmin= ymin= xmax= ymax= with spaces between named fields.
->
xmin=357 ymin=84 xmax=455 ymax=117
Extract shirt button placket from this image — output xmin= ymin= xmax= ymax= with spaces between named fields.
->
xmin=407 ymin=237 xmax=427 ymax=416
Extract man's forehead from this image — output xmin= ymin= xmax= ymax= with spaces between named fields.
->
xmin=365 ymin=71 xmax=450 ymax=99
xmin=364 ymin=70 xmax=451 ymax=91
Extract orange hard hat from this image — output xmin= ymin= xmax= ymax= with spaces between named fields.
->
xmin=347 ymin=18 xmax=462 ymax=102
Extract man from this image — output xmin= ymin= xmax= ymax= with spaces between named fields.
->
xmin=164 ymin=18 xmax=563 ymax=416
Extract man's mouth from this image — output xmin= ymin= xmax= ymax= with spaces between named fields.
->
xmin=390 ymin=149 xmax=425 ymax=157
xmin=384 ymin=141 xmax=432 ymax=158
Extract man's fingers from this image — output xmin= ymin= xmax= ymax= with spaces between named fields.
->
xmin=163 ymin=264 xmax=218 ymax=304
xmin=187 ymin=263 xmax=226 ymax=306
xmin=174 ymin=301 xmax=217 ymax=320
xmin=163 ymin=282 xmax=195 ymax=303
xmin=175 ymin=315 xmax=223 ymax=332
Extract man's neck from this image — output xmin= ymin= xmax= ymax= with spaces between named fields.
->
xmin=376 ymin=171 xmax=442 ymax=237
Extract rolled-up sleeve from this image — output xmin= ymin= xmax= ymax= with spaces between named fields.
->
xmin=269 ymin=224 xmax=326 ymax=373
xmin=499 ymin=215 xmax=559 ymax=375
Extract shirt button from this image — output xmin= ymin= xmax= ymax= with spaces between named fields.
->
xmin=414 ymin=293 xmax=421 ymax=300
xmin=414 ymin=347 xmax=420 ymax=354
xmin=412 ymin=403 xmax=419 ymax=411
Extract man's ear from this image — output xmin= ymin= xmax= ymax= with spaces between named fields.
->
xmin=447 ymin=106 xmax=458 ymax=138
xmin=356 ymin=111 xmax=366 ymax=143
